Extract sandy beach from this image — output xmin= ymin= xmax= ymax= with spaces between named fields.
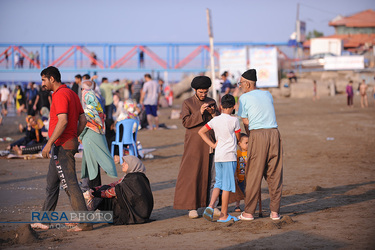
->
xmin=0 ymin=93 xmax=374 ymax=249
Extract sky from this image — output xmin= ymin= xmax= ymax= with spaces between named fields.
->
xmin=0 ymin=0 xmax=373 ymax=81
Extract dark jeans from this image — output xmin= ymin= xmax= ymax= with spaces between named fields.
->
xmin=10 ymin=136 xmax=37 ymax=149
xmin=42 ymin=145 xmax=87 ymax=212
xmin=105 ymin=104 xmax=114 ymax=121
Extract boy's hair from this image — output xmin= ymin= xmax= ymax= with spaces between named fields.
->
xmin=82 ymin=74 xmax=90 ymax=80
xmin=239 ymin=133 xmax=248 ymax=142
xmin=221 ymin=94 xmax=235 ymax=109
xmin=40 ymin=66 xmax=61 ymax=83
xmin=75 ymin=74 xmax=82 ymax=79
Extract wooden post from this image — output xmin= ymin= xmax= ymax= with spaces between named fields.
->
xmin=206 ymin=8 xmax=217 ymax=102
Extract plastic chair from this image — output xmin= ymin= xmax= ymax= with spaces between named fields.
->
xmin=111 ymin=118 xmax=139 ymax=164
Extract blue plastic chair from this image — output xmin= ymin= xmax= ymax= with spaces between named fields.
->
xmin=111 ymin=118 xmax=139 ymax=164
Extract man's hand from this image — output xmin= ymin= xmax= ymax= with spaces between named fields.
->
xmin=42 ymin=143 xmax=51 ymax=158
xmin=200 ymin=103 xmax=209 ymax=114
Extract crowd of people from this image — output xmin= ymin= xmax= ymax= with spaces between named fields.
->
xmin=2 ymin=65 xmax=373 ymax=232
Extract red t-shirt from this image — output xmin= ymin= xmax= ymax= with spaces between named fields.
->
xmin=49 ymin=84 xmax=84 ymax=146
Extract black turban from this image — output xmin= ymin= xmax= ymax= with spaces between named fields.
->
xmin=191 ymin=76 xmax=212 ymax=89
xmin=242 ymin=69 xmax=257 ymax=81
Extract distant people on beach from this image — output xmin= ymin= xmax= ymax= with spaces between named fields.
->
xmin=220 ymin=71 xmax=232 ymax=98
xmin=139 ymin=50 xmax=144 ymax=68
xmin=346 ymin=80 xmax=354 ymax=108
xmin=100 ymin=77 xmax=126 ymax=121
xmin=14 ymin=53 xmax=20 ymax=68
xmin=1 ymin=84 xmax=10 ymax=117
xmin=90 ymin=52 xmax=97 ymax=68
xmin=7 ymin=115 xmax=45 ymax=151
xmin=5 ymin=50 xmax=9 ymax=68
xmin=84 ymin=155 xmax=154 ymax=225
xmin=287 ymin=71 xmax=297 ymax=84
xmin=199 ymin=94 xmax=241 ymax=223
xmin=71 ymin=74 xmax=82 ymax=96
xmin=35 ymin=51 xmax=40 ymax=66
xmin=131 ymin=80 xmax=143 ymax=104
xmin=19 ymin=53 xmax=24 ymax=68
xmin=174 ymin=75 xmax=220 ymax=219
xmin=312 ymin=80 xmax=319 ymax=101
xmin=26 ymin=82 xmax=38 ymax=116
xmin=15 ymin=85 xmax=27 ymax=115
xmin=359 ymin=79 xmax=368 ymax=108
xmin=33 ymin=87 xmax=52 ymax=116
xmin=140 ymin=74 xmax=160 ymax=130
xmin=28 ymin=51 xmax=35 ymax=68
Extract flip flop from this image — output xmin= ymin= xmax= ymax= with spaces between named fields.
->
xmin=237 ymin=212 xmax=254 ymax=221
xmin=217 ymin=214 xmax=239 ymax=223
xmin=270 ymin=214 xmax=281 ymax=220
xmin=234 ymin=206 xmax=241 ymax=212
xmin=203 ymin=207 xmax=214 ymax=221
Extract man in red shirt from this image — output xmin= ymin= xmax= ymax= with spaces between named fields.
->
xmin=31 ymin=66 xmax=92 ymax=232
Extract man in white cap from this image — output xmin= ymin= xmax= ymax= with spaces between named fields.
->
xmin=237 ymin=69 xmax=283 ymax=221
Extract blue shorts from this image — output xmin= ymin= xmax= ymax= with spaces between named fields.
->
xmin=214 ymin=161 xmax=236 ymax=193
xmin=144 ymin=105 xmax=157 ymax=116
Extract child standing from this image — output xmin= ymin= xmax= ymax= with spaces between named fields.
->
xmin=198 ymin=94 xmax=241 ymax=222
xmin=234 ymin=133 xmax=248 ymax=212
xmin=234 ymin=133 xmax=263 ymax=216
xmin=346 ymin=80 xmax=354 ymax=107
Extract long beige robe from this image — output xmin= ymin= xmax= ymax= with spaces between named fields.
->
xmin=173 ymin=95 xmax=217 ymax=210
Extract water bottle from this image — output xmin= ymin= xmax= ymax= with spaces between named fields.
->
xmin=137 ymin=141 xmax=144 ymax=158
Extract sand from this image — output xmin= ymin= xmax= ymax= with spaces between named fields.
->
xmin=0 ymin=94 xmax=374 ymax=249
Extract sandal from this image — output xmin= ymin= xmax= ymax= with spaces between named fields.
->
xmin=237 ymin=212 xmax=254 ymax=221
xmin=217 ymin=214 xmax=239 ymax=223
xmin=234 ymin=206 xmax=241 ymax=212
xmin=203 ymin=207 xmax=214 ymax=221
xmin=270 ymin=214 xmax=281 ymax=220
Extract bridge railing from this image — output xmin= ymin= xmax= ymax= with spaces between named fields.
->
xmin=0 ymin=42 xmax=289 ymax=73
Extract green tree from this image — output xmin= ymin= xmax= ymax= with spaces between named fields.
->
xmin=306 ymin=30 xmax=324 ymax=40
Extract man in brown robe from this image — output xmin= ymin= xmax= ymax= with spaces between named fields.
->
xmin=174 ymin=76 xmax=219 ymax=218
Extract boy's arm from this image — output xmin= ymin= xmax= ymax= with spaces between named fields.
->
xmin=198 ymin=125 xmax=217 ymax=149
xmin=235 ymin=131 xmax=241 ymax=142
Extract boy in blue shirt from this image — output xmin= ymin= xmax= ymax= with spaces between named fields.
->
xmin=198 ymin=94 xmax=241 ymax=222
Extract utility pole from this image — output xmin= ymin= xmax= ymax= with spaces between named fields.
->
xmin=206 ymin=8 xmax=217 ymax=102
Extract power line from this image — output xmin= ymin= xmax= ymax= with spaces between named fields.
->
xmin=300 ymin=3 xmax=342 ymax=16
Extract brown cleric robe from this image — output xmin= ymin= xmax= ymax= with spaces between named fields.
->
xmin=173 ymin=94 xmax=217 ymax=210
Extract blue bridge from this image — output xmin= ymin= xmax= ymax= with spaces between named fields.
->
xmin=0 ymin=42 xmax=290 ymax=75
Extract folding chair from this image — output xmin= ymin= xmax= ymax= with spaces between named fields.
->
xmin=111 ymin=118 xmax=139 ymax=164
